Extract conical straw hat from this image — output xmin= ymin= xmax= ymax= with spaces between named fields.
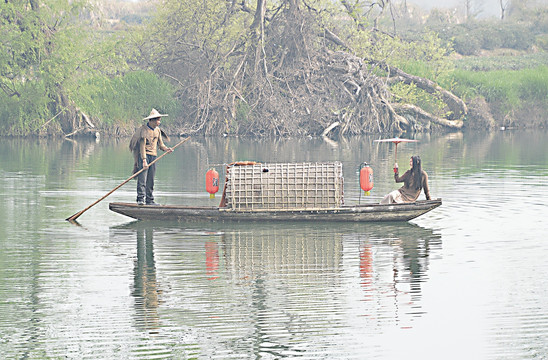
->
xmin=143 ymin=108 xmax=168 ymax=121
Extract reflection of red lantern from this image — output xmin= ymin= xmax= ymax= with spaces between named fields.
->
xmin=205 ymin=241 xmax=219 ymax=280
xmin=360 ymin=164 xmax=374 ymax=195
xmin=206 ymin=169 xmax=219 ymax=199
xmin=360 ymin=243 xmax=372 ymax=288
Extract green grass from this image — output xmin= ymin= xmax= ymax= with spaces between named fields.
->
xmin=454 ymin=52 xmax=548 ymax=71
xmin=451 ymin=65 xmax=548 ymax=109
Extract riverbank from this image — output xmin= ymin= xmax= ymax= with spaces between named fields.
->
xmin=3 ymin=63 xmax=546 ymax=139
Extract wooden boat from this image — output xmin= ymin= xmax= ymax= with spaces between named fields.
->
xmin=109 ymin=199 xmax=442 ymax=222
xmin=111 ymin=162 xmax=441 ymax=222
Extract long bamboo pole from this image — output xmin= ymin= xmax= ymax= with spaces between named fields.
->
xmin=66 ymin=136 xmax=191 ymax=222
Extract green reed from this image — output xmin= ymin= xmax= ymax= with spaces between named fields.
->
xmin=73 ymin=71 xmax=181 ymax=127
xmin=451 ymin=65 xmax=548 ymax=109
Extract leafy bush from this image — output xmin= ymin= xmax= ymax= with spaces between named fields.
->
xmin=350 ymin=30 xmax=456 ymax=116
xmin=429 ymin=21 xmax=537 ymax=55
xmin=500 ymin=23 xmax=535 ymax=50
xmin=390 ymin=82 xmax=449 ymax=117
xmin=537 ymin=34 xmax=548 ymax=51
xmin=453 ymin=33 xmax=481 ymax=56
xmin=477 ymin=27 xmax=503 ymax=50
xmin=0 ymin=82 xmax=53 ymax=135
xmin=532 ymin=9 xmax=548 ymax=33
xmin=352 ymin=31 xmax=454 ymax=83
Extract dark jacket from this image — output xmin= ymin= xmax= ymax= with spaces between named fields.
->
xmin=395 ymin=169 xmax=431 ymax=202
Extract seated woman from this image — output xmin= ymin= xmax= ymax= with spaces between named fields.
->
xmin=380 ymin=155 xmax=431 ymax=204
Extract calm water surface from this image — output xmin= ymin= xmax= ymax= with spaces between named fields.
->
xmin=1 ymin=131 xmax=547 ymax=359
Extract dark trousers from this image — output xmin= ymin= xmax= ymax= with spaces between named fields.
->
xmin=136 ymin=154 xmax=157 ymax=203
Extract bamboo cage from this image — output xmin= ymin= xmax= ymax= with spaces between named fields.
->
xmin=224 ymin=162 xmax=344 ymax=210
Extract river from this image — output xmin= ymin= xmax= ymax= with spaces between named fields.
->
xmin=1 ymin=130 xmax=547 ymax=359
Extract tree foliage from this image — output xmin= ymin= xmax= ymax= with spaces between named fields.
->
xmin=0 ymin=0 xmax=179 ymax=136
xmin=0 ymin=0 xmax=90 ymax=134
xmin=2 ymin=0 xmax=546 ymax=136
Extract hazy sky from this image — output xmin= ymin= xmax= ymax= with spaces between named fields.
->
xmin=410 ymin=0 xmax=502 ymax=18
xmin=123 ymin=0 xmax=505 ymax=18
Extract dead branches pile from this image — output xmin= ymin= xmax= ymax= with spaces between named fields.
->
xmin=176 ymin=46 xmax=466 ymax=137
xmin=160 ymin=9 xmax=467 ymax=137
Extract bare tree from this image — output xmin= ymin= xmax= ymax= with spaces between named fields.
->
xmin=340 ymin=0 xmax=398 ymax=34
xmin=499 ymin=0 xmax=509 ymax=20
xmin=463 ymin=0 xmax=484 ymax=21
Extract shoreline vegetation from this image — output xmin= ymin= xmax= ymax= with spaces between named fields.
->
xmin=1 ymin=1 xmax=547 ymax=138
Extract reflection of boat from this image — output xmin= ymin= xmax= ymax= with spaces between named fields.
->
xmin=108 ymin=220 xmax=441 ymax=344
xmin=109 ymin=199 xmax=441 ymax=222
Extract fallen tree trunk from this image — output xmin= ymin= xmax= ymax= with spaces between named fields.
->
xmin=392 ymin=103 xmax=464 ymax=129
xmin=372 ymin=60 xmax=468 ymax=119
xmin=321 ymin=121 xmax=340 ymax=137
xmin=324 ymin=49 xmax=464 ymax=133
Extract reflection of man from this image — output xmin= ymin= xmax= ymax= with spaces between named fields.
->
xmin=133 ymin=227 xmax=160 ymax=331
xmin=129 ymin=109 xmax=173 ymax=205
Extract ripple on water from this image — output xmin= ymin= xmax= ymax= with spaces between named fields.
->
xmin=3 ymin=134 xmax=548 ymax=358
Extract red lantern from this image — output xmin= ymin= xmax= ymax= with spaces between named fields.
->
xmin=360 ymin=164 xmax=373 ymax=195
xmin=206 ymin=168 xmax=219 ymax=199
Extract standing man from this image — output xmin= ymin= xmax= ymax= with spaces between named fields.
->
xmin=129 ymin=109 xmax=173 ymax=205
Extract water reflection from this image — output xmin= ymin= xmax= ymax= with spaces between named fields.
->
xmin=344 ymin=223 xmax=442 ymax=330
xmin=132 ymin=226 xmax=161 ymax=334
xmin=108 ymin=220 xmax=441 ymax=357
xmin=205 ymin=241 xmax=220 ymax=280
xmin=108 ymin=222 xmax=164 ymax=336
xmin=219 ymin=223 xmax=343 ymax=277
